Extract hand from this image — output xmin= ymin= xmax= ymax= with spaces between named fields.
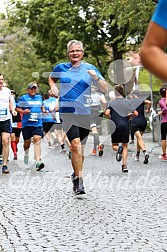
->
xmin=128 ymin=113 xmax=133 ymax=120
xmin=49 ymin=86 xmax=59 ymax=98
xmin=87 ymin=70 xmax=99 ymax=80
xmin=12 ymin=110 xmax=17 ymax=116
xmin=23 ymin=109 xmax=31 ymax=114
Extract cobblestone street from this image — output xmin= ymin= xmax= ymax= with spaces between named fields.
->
xmin=0 ymin=133 xmax=167 ymax=252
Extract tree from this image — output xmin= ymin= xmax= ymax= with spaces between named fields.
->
xmin=0 ymin=24 xmax=52 ymax=95
xmin=5 ymin=0 xmax=156 ymax=83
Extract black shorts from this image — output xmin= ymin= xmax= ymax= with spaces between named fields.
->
xmin=111 ymin=123 xmax=129 ymax=144
xmin=12 ymin=127 xmax=22 ymax=137
xmin=131 ymin=117 xmax=147 ymax=134
xmin=22 ymin=126 xmax=43 ymax=140
xmin=60 ymin=114 xmax=90 ymax=133
xmin=112 ymin=131 xmax=129 ymax=144
xmin=66 ymin=125 xmax=89 ymax=145
xmin=43 ymin=122 xmax=55 ymax=133
xmin=161 ymin=122 xmax=167 ymax=140
xmin=0 ymin=119 xmax=11 ymax=134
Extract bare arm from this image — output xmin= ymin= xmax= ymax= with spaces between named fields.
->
xmin=87 ymin=70 xmax=108 ymax=93
xmin=100 ymin=94 xmax=107 ymax=111
xmin=9 ymin=99 xmax=17 ymax=116
xmin=104 ymin=108 xmax=111 ymax=118
xmin=144 ymin=99 xmax=151 ymax=113
xmin=16 ymin=107 xmax=30 ymax=114
xmin=48 ymin=77 xmax=59 ymax=98
xmin=140 ymin=22 xmax=167 ymax=81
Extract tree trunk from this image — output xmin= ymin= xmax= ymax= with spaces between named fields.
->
xmin=112 ymin=44 xmax=125 ymax=85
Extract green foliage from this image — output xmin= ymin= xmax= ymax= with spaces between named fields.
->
xmin=139 ymin=68 xmax=162 ymax=91
xmin=0 ymin=0 xmax=157 ymax=95
xmin=6 ymin=0 xmax=156 ymax=64
xmin=0 ymin=25 xmax=52 ymax=95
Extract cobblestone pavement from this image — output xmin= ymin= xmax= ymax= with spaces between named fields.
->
xmin=0 ymin=132 xmax=167 ymax=252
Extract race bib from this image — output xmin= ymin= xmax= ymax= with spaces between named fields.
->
xmin=84 ymin=95 xmax=93 ymax=107
xmin=12 ymin=122 xmax=17 ymax=128
xmin=28 ymin=113 xmax=38 ymax=121
xmin=0 ymin=108 xmax=7 ymax=116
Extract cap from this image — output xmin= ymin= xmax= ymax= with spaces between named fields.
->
xmin=27 ymin=82 xmax=37 ymax=89
xmin=159 ymin=87 xmax=166 ymax=95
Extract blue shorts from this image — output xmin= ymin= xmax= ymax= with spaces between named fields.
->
xmin=0 ymin=119 xmax=11 ymax=134
xmin=22 ymin=126 xmax=43 ymax=140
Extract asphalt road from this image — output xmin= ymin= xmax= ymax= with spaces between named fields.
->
xmin=0 ymin=132 xmax=167 ymax=252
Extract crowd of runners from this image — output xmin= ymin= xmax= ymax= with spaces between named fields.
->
xmin=1 ymin=0 xmax=167 ymax=196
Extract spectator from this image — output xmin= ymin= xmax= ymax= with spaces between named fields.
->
xmin=157 ymin=87 xmax=167 ymax=161
xmin=0 ymin=74 xmax=16 ymax=173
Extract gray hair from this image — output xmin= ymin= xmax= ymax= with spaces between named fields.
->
xmin=67 ymin=40 xmax=84 ymax=53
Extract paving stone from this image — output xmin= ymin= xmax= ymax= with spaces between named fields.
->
xmin=0 ymin=133 xmax=166 ymax=251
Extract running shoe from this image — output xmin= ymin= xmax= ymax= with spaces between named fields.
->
xmin=98 ymin=144 xmax=104 ymax=157
xmin=71 ymin=172 xmax=75 ymax=180
xmin=48 ymin=142 xmax=53 ymax=149
xmin=122 ymin=165 xmax=128 ymax=173
xmin=143 ymin=153 xmax=149 ymax=164
xmin=14 ymin=154 xmax=17 ymax=160
xmin=129 ymin=140 xmax=134 ymax=144
xmin=90 ymin=149 xmax=96 ymax=156
xmin=72 ymin=176 xmax=86 ymax=195
xmin=53 ymin=139 xmax=59 ymax=147
xmin=116 ymin=146 xmax=123 ymax=162
xmin=159 ymin=154 xmax=167 ymax=161
xmin=67 ymin=151 xmax=72 ymax=159
xmin=132 ymin=153 xmax=140 ymax=161
xmin=24 ymin=153 xmax=29 ymax=165
xmin=135 ymin=154 xmax=139 ymax=161
xmin=2 ymin=165 xmax=9 ymax=174
xmin=60 ymin=148 xmax=66 ymax=154
xmin=36 ymin=161 xmax=45 ymax=171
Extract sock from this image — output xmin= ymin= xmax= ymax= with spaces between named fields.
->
xmin=11 ymin=141 xmax=17 ymax=155
xmin=143 ymin=150 xmax=146 ymax=155
xmin=61 ymin=144 xmax=65 ymax=150
xmin=93 ymin=133 xmax=100 ymax=150
xmin=15 ymin=141 xmax=19 ymax=152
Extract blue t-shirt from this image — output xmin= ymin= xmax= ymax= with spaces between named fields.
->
xmin=50 ymin=61 xmax=105 ymax=115
xmin=16 ymin=94 xmax=43 ymax=128
xmin=152 ymin=0 xmax=167 ymax=30
xmin=42 ymin=97 xmax=57 ymax=123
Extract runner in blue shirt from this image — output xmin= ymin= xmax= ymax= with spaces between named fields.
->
xmin=141 ymin=0 xmax=167 ymax=82
xmin=16 ymin=82 xmax=45 ymax=171
xmin=42 ymin=93 xmax=66 ymax=152
xmin=49 ymin=39 xmax=108 ymax=195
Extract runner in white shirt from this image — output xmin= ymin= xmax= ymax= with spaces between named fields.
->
xmin=0 ymin=74 xmax=16 ymax=173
